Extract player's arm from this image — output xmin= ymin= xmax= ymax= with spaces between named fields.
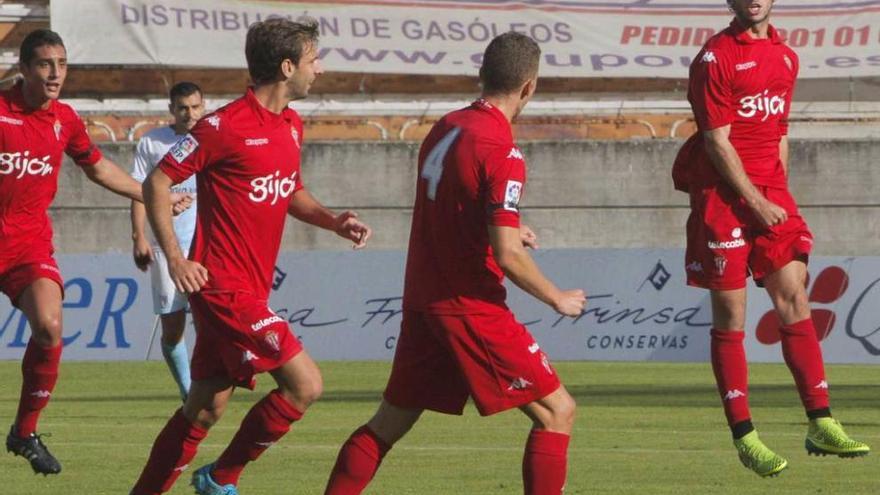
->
xmin=779 ymin=135 xmax=789 ymax=177
xmin=703 ymin=126 xmax=787 ymax=227
xmin=286 ymin=188 xmax=372 ymax=249
xmin=143 ymin=167 xmax=207 ymax=293
xmin=130 ymin=200 xmax=152 ymax=271
xmin=82 ymin=156 xmax=144 ymax=202
xmin=489 ymin=225 xmax=584 ymax=317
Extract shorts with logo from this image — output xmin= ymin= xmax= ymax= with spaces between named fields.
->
xmin=189 ymin=290 xmax=302 ymax=389
xmin=685 ymin=183 xmax=813 ymax=290
xmin=384 ymin=310 xmax=561 ymax=416
xmin=0 ymin=243 xmax=63 ymax=306
xmin=150 ymin=247 xmax=190 ymax=315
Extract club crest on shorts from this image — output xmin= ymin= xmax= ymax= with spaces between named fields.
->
xmin=504 ymin=180 xmax=523 ymax=212
xmin=264 ymin=331 xmax=281 ymax=353
xmin=714 ymin=256 xmax=728 ymax=276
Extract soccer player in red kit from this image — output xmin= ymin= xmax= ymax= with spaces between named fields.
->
xmin=1 ymin=29 xmax=187 ymax=475
xmin=673 ymin=0 xmax=869 ymax=477
xmin=324 ymin=32 xmax=585 ymax=495
xmin=129 ymin=19 xmax=371 ymax=495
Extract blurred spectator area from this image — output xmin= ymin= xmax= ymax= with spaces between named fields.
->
xmin=3 ymin=1 xmax=880 ymax=142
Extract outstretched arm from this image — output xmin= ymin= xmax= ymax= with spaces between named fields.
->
xmin=287 ymin=188 xmax=372 ymax=249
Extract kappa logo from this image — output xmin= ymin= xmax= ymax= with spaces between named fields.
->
xmin=255 ymin=441 xmax=275 ymax=448
xmin=814 ymin=380 xmax=829 ymax=389
xmin=173 ymin=464 xmax=189 ymax=473
xmin=701 ymin=51 xmax=717 ymax=63
xmin=508 ymin=377 xmax=533 ymax=391
xmin=170 ymin=134 xmax=198 ymax=163
xmin=724 ymin=389 xmax=746 ymax=401
xmin=507 ymin=147 xmax=524 ymax=160
xmin=30 ymin=390 xmax=51 ymax=398
xmin=207 ymin=115 xmax=221 ymax=130
xmin=686 ymin=261 xmax=704 ymax=273
xmin=528 ymin=343 xmax=540 ymax=354
xmin=242 ymin=350 xmax=258 ymax=363
xmin=245 ymin=138 xmax=269 ymax=146
xmin=504 ymin=180 xmax=523 ymax=212
xmin=735 ymin=61 xmax=757 ymax=72
xmin=0 ymin=115 xmax=23 ymax=125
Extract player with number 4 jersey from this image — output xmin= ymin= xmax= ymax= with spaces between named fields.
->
xmin=325 ymin=32 xmax=586 ymax=495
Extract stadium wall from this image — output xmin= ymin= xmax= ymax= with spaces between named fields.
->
xmin=54 ymin=139 xmax=880 ymax=255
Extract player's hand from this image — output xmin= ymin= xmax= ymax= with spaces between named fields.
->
xmin=520 ymin=225 xmax=539 ymax=249
xmin=168 ymin=257 xmax=208 ymax=294
xmin=169 ymin=192 xmax=194 ymax=217
xmin=132 ymin=238 xmax=153 ymax=272
xmin=751 ymin=198 xmax=788 ymax=228
xmin=334 ymin=210 xmax=372 ymax=250
xmin=553 ymin=289 xmax=586 ymax=317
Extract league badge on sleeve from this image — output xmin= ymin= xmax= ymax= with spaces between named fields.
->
xmin=503 ymin=180 xmax=523 ymax=212
xmin=170 ymin=134 xmax=199 ymax=163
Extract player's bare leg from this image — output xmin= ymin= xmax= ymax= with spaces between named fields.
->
xmin=130 ymin=377 xmax=233 ymax=495
xmin=159 ymin=310 xmax=190 ymax=401
xmin=710 ymin=288 xmax=786 ymax=476
xmin=324 ymin=400 xmax=422 ymax=495
xmin=763 ymin=260 xmax=869 ymax=458
xmin=193 ymin=351 xmax=323 ymax=493
xmin=520 ymin=385 xmax=576 ymax=495
xmin=6 ymin=278 xmax=64 ymax=475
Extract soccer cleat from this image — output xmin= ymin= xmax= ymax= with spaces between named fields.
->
xmin=192 ymin=463 xmax=239 ymax=495
xmin=805 ymin=417 xmax=870 ymax=458
xmin=5 ymin=425 xmax=62 ymax=475
xmin=733 ymin=430 xmax=788 ymax=477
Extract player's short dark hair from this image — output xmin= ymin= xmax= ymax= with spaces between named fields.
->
xmin=479 ymin=32 xmax=541 ymax=95
xmin=169 ymin=81 xmax=202 ymax=103
xmin=245 ymin=18 xmax=320 ymax=84
xmin=19 ymin=29 xmax=65 ymax=66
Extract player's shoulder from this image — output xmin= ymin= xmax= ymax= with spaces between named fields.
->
xmin=51 ymin=98 xmax=86 ymax=124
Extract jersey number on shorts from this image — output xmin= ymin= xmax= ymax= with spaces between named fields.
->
xmin=421 ymin=127 xmax=461 ymax=201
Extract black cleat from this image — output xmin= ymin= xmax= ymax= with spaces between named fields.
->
xmin=6 ymin=426 xmax=62 ymax=475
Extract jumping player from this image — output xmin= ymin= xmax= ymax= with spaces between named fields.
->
xmin=673 ymin=0 xmax=870 ymax=477
xmin=2 ymin=29 xmax=191 ymax=475
xmin=129 ymin=19 xmax=371 ymax=495
xmin=130 ymin=81 xmax=205 ymax=401
xmin=324 ymin=32 xmax=586 ymax=495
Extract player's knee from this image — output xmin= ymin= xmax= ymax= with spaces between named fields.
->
xmin=284 ymin=377 xmax=323 ymax=410
xmin=189 ymin=408 xmax=223 ymax=430
xmin=31 ymin=315 xmax=62 ymax=347
xmin=552 ymin=393 xmax=577 ymax=431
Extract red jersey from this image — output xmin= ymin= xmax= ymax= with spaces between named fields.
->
xmin=676 ymin=20 xmax=798 ymax=191
xmin=159 ymin=89 xmax=304 ymax=298
xmin=403 ymin=99 xmax=525 ymax=315
xmin=0 ymin=82 xmax=102 ymax=258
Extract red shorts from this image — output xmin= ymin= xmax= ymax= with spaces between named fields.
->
xmin=686 ymin=183 xmax=813 ymax=290
xmin=189 ymin=290 xmax=302 ymax=389
xmin=384 ymin=310 xmax=561 ymax=416
xmin=0 ymin=244 xmax=63 ymax=306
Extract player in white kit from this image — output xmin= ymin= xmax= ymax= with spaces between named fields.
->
xmin=130 ymin=82 xmax=204 ymax=401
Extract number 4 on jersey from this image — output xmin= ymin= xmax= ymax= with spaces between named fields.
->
xmin=421 ymin=127 xmax=461 ymax=200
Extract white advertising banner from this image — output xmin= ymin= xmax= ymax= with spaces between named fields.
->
xmin=0 ymin=249 xmax=878 ymax=364
xmin=50 ymin=0 xmax=880 ymax=78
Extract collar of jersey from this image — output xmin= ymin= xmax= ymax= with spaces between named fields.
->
xmin=471 ymin=98 xmax=512 ymax=138
xmin=244 ymin=87 xmax=295 ymax=126
xmin=7 ymin=81 xmax=58 ymax=116
xmin=730 ymin=19 xmax=782 ymax=45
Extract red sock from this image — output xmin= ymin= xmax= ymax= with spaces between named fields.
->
xmin=131 ymin=409 xmax=208 ymax=495
xmin=711 ymin=329 xmax=751 ymax=427
xmin=212 ymin=389 xmax=303 ymax=486
xmin=15 ymin=340 xmax=62 ymax=437
xmin=779 ymin=319 xmax=830 ymax=412
xmin=324 ymin=425 xmax=391 ymax=495
xmin=523 ymin=429 xmax=570 ymax=495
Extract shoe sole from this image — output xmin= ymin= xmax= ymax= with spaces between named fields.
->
xmin=7 ymin=444 xmax=61 ymax=476
xmin=805 ymin=438 xmax=870 ymax=458
xmin=758 ymin=460 xmax=788 ymax=478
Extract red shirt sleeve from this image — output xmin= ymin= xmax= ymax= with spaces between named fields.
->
xmin=483 ymin=145 xmax=526 ymax=228
xmin=158 ymin=118 xmax=218 ymax=185
xmin=778 ymin=49 xmax=799 ymax=136
xmin=64 ymin=111 xmax=103 ymax=167
xmin=291 ymin=113 xmax=305 ymax=194
xmin=689 ymin=48 xmax=735 ymax=132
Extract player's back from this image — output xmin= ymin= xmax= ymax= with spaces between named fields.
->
xmin=403 ymin=100 xmax=525 ymax=315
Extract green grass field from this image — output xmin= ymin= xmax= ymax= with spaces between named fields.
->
xmin=1 ymin=361 xmax=877 ymax=494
